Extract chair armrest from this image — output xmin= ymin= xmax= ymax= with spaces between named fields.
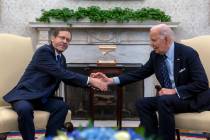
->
xmin=155 ymin=85 xmax=161 ymax=96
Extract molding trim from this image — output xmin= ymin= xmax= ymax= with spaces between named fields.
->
xmin=29 ymin=21 xmax=179 ymax=29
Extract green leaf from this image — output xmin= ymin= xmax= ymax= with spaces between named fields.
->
xmin=36 ymin=6 xmax=172 ymax=23
xmin=134 ymin=126 xmax=145 ymax=138
xmin=87 ymin=119 xmax=94 ymax=128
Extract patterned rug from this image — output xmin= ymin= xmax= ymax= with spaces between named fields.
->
xmin=6 ymin=130 xmax=45 ymax=140
xmin=177 ymin=130 xmax=207 ymax=140
xmin=6 ymin=130 xmax=207 ymax=140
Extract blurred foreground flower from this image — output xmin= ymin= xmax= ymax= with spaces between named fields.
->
xmin=44 ymin=127 xmax=144 ymax=140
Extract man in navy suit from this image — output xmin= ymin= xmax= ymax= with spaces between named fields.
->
xmin=92 ymin=24 xmax=210 ymax=140
xmin=3 ymin=28 xmax=107 ymax=140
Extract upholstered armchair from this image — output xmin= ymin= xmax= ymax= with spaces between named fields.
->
xmin=155 ymin=35 xmax=210 ymax=140
xmin=174 ymin=35 xmax=210 ymax=140
xmin=0 ymin=34 xmax=72 ymax=139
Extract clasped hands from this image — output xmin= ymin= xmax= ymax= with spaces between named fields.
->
xmin=88 ymin=72 xmax=113 ymax=92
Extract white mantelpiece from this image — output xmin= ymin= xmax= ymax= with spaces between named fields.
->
xmin=29 ymin=21 xmax=179 ymax=98
xmin=29 ymin=21 xmax=179 ymax=29
xmin=29 ymin=21 xmax=179 ymax=48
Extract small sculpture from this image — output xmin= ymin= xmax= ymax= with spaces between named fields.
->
xmin=97 ymin=45 xmax=117 ymax=66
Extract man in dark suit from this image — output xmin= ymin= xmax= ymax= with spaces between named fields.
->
xmin=3 ymin=28 xmax=107 ymax=140
xmin=92 ymin=24 xmax=210 ymax=140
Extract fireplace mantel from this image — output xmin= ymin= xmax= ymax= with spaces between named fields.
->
xmin=29 ymin=21 xmax=179 ymax=29
xmin=29 ymin=21 xmax=179 ymax=48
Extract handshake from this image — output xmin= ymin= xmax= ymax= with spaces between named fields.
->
xmin=88 ymin=72 xmax=115 ymax=92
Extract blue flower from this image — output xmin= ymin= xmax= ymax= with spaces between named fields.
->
xmin=44 ymin=127 xmax=145 ymax=140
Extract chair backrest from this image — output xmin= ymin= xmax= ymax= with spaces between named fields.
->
xmin=0 ymin=34 xmax=33 ymax=106
xmin=181 ymin=35 xmax=210 ymax=87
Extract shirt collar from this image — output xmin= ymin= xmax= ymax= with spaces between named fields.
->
xmin=165 ymin=42 xmax=174 ymax=60
xmin=55 ymin=50 xmax=61 ymax=61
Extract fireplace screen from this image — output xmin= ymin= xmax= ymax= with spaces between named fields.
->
xmin=64 ymin=63 xmax=144 ymax=120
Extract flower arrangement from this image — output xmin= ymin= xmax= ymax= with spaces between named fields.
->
xmin=42 ymin=121 xmax=152 ymax=140
xmin=45 ymin=127 xmax=145 ymax=140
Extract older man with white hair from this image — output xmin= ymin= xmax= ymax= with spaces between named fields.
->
xmin=92 ymin=24 xmax=210 ymax=140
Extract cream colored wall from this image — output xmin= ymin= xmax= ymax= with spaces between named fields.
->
xmin=0 ymin=0 xmax=210 ymax=46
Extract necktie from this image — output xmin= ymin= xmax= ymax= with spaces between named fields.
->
xmin=57 ymin=55 xmax=62 ymax=67
xmin=160 ymin=55 xmax=172 ymax=88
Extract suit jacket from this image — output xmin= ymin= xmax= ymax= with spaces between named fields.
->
xmin=4 ymin=44 xmax=88 ymax=103
xmin=118 ymin=42 xmax=209 ymax=100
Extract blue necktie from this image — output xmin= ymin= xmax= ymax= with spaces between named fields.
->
xmin=57 ymin=55 xmax=62 ymax=67
xmin=160 ymin=55 xmax=172 ymax=88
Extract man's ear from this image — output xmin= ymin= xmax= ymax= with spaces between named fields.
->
xmin=165 ymin=36 xmax=171 ymax=45
xmin=51 ymin=36 xmax=55 ymax=43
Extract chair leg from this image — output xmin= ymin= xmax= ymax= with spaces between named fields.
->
xmin=0 ymin=133 xmax=8 ymax=140
xmin=203 ymin=132 xmax=210 ymax=140
xmin=64 ymin=122 xmax=74 ymax=133
xmin=175 ymin=129 xmax=181 ymax=140
xmin=207 ymin=134 xmax=210 ymax=140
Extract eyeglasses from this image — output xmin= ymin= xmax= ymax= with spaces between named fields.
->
xmin=57 ymin=36 xmax=71 ymax=43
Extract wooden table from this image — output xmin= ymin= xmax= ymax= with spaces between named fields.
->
xmin=87 ymin=64 xmax=124 ymax=129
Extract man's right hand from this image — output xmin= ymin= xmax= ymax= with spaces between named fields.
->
xmin=89 ymin=77 xmax=108 ymax=92
xmin=90 ymin=72 xmax=114 ymax=85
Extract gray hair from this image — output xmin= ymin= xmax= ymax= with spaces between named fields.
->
xmin=151 ymin=24 xmax=175 ymax=40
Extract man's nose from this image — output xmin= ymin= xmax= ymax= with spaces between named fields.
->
xmin=63 ymin=39 xmax=68 ymax=43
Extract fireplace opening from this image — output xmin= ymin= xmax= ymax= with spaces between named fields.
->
xmin=64 ymin=63 xmax=144 ymax=120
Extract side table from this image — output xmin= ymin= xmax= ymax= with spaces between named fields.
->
xmin=87 ymin=65 xmax=124 ymax=129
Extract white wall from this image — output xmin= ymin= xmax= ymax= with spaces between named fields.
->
xmin=0 ymin=0 xmax=210 ymax=45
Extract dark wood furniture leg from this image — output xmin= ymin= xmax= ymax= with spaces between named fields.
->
xmin=117 ymin=87 xmax=123 ymax=129
xmin=89 ymin=89 xmax=95 ymax=126
xmin=0 ymin=133 xmax=8 ymax=140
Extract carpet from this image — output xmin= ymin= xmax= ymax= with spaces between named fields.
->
xmin=7 ymin=130 xmax=45 ymax=140
xmin=6 ymin=130 xmax=207 ymax=140
xmin=178 ymin=130 xmax=207 ymax=140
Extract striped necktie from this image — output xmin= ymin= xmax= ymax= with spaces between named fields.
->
xmin=160 ymin=55 xmax=172 ymax=88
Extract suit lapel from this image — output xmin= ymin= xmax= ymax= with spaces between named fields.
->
xmin=174 ymin=43 xmax=181 ymax=84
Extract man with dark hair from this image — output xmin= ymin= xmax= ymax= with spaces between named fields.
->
xmin=3 ymin=28 xmax=107 ymax=140
xmin=92 ymin=24 xmax=210 ymax=140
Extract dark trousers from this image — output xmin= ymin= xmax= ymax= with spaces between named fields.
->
xmin=12 ymin=98 xmax=68 ymax=140
xmin=135 ymin=94 xmax=195 ymax=140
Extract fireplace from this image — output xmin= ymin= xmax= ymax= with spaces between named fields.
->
xmin=64 ymin=63 xmax=144 ymax=120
